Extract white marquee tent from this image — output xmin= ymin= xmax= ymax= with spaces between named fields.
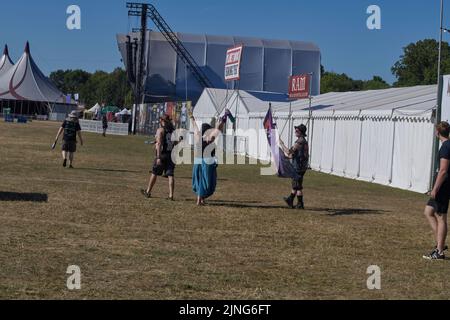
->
xmin=0 ymin=45 xmax=14 ymax=77
xmin=194 ymin=85 xmax=437 ymax=193
xmin=88 ymin=103 xmax=102 ymax=113
xmin=0 ymin=42 xmax=66 ymax=103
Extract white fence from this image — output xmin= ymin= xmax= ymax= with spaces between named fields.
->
xmin=79 ymin=120 xmax=129 ymax=136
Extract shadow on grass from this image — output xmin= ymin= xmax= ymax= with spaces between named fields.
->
xmin=204 ymin=201 xmax=388 ymax=215
xmin=308 ymin=207 xmax=387 ymax=216
xmin=206 ymin=201 xmax=287 ymax=209
xmin=0 ymin=192 xmax=48 ymax=202
xmin=177 ymin=177 xmax=229 ymax=182
xmin=76 ymin=167 xmax=140 ymax=174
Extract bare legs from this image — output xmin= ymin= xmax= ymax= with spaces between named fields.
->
xmin=437 ymin=214 xmax=448 ymax=253
xmin=168 ymin=176 xmax=175 ymax=200
xmin=62 ymin=151 xmax=74 ymax=168
xmin=146 ymin=174 xmax=158 ymax=195
xmin=424 ymin=206 xmax=448 ymax=253
xmin=197 ymin=196 xmax=205 ymax=206
xmin=145 ymin=174 xmax=175 ymax=199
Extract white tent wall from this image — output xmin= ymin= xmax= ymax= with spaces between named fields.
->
xmin=332 ymin=116 xmax=362 ymax=179
xmin=311 ymin=116 xmax=336 ymax=174
xmin=358 ymin=118 xmax=395 ymax=185
xmin=391 ymin=118 xmax=434 ymax=192
xmin=193 ymin=86 xmax=436 ymax=194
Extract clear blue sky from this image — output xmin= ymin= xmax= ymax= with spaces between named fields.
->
xmin=0 ymin=0 xmax=443 ymax=84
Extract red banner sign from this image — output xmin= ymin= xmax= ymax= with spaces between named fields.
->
xmin=225 ymin=45 xmax=243 ymax=81
xmin=289 ymin=74 xmax=311 ymax=99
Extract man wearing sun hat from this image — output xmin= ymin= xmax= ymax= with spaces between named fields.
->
xmin=52 ymin=111 xmax=84 ymax=169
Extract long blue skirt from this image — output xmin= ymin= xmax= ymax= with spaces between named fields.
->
xmin=192 ymin=158 xmax=218 ymax=198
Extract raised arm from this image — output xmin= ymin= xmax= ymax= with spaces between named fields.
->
xmin=189 ymin=114 xmax=200 ymax=135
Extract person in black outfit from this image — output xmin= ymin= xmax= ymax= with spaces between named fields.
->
xmin=280 ymin=124 xmax=309 ymax=209
xmin=423 ymin=121 xmax=450 ymax=260
xmin=53 ymin=111 xmax=84 ymax=169
xmin=142 ymin=115 xmax=178 ymax=200
xmin=102 ymin=114 xmax=108 ymax=137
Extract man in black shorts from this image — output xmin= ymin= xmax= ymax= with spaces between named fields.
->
xmin=53 ymin=111 xmax=83 ymax=169
xmin=142 ymin=115 xmax=177 ymax=200
xmin=280 ymin=124 xmax=309 ymax=209
xmin=423 ymin=121 xmax=450 ymax=260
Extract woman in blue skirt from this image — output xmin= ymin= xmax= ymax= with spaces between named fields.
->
xmin=190 ymin=111 xmax=229 ymax=206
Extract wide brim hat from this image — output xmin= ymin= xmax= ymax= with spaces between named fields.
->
xmin=69 ymin=111 xmax=79 ymax=118
xmin=294 ymin=124 xmax=307 ymax=136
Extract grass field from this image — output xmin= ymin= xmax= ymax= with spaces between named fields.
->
xmin=0 ymin=120 xmax=449 ymax=300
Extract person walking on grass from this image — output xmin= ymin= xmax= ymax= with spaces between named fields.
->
xmin=279 ymin=124 xmax=309 ymax=209
xmin=52 ymin=111 xmax=83 ymax=169
xmin=190 ymin=110 xmax=228 ymax=206
xmin=423 ymin=121 xmax=450 ymax=261
xmin=141 ymin=115 xmax=177 ymax=200
xmin=102 ymin=114 xmax=108 ymax=137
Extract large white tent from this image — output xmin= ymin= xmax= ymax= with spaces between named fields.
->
xmin=0 ymin=42 xmax=65 ymax=103
xmin=88 ymin=103 xmax=102 ymax=113
xmin=0 ymin=45 xmax=14 ymax=77
xmin=194 ymin=85 xmax=437 ymax=193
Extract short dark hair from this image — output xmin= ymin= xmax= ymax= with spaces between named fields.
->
xmin=436 ymin=121 xmax=450 ymax=137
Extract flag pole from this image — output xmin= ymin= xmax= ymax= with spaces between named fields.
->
xmin=431 ymin=0 xmax=445 ymax=191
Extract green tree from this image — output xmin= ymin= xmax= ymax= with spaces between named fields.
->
xmin=391 ymin=39 xmax=450 ymax=87
xmin=50 ymin=68 xmax=134 ymax=108
xmin=321 ymin=71 xmax=390 ymax=94
xmin=363 ymin=76 xmax=390 ymax=90
xmin=321 ymin=72 xmax=355 ymax=93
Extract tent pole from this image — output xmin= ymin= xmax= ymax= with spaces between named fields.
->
xmin=307 ymin=73 xmax=313 ymax=166
xmin=431 ymin=76 xmax=444 ymax=191
xmin=288 ymin=102 xmax=292 ymax=147
xmin=357 ymin=117 xmax=363 ymax=178
xmin=431 ymin=0 xmax=445 ymax=191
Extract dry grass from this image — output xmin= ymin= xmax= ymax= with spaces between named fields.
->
xmin=0 ymin=120 xmax=448 ymax=300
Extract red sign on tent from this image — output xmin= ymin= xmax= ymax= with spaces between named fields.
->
xmin=289 ymin=74 xmax=311 ymax=99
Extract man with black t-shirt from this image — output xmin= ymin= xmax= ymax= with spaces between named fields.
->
xmin=53 ymin=111 xmax=83 ymax=169
xmin=423 ymin=121 xmax=450 ymax=260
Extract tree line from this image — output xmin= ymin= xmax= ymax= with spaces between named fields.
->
xmin=49 ymin=39 xmax=449 ymax=104
xmin=320 ymin=39 xmax=450 ymax=94
xmin=49 ymin=68 xmax=134 ymax=108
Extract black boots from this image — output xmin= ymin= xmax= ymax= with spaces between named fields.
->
xmin=296 ymin=196 xmax=305 ymax=209
xmin=284 ymin=194 xmax=305 ymax=210
xmin=284 ymin=194 xmax=295 ymax=208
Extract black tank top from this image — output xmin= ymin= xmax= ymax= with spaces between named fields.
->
xmin=161 ymin=128 xmax=174 ymax=154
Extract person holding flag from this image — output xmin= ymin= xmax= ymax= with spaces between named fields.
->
xmin=279 ymin=124 xmax=309 ymax=209
xmin=263 ymin=105 xmax=307 ymax=209
xmin=190 ymin=109 xmax=230 ymax=206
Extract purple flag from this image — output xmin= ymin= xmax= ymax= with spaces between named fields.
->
xmin=264 ymin=106 xmax=299 ymax=179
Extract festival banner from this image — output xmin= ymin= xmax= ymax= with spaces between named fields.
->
xmin=225 ymin=45 xmax=243 ymax=82
xmin=288 ymin=74 xmax=311 ymax=100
